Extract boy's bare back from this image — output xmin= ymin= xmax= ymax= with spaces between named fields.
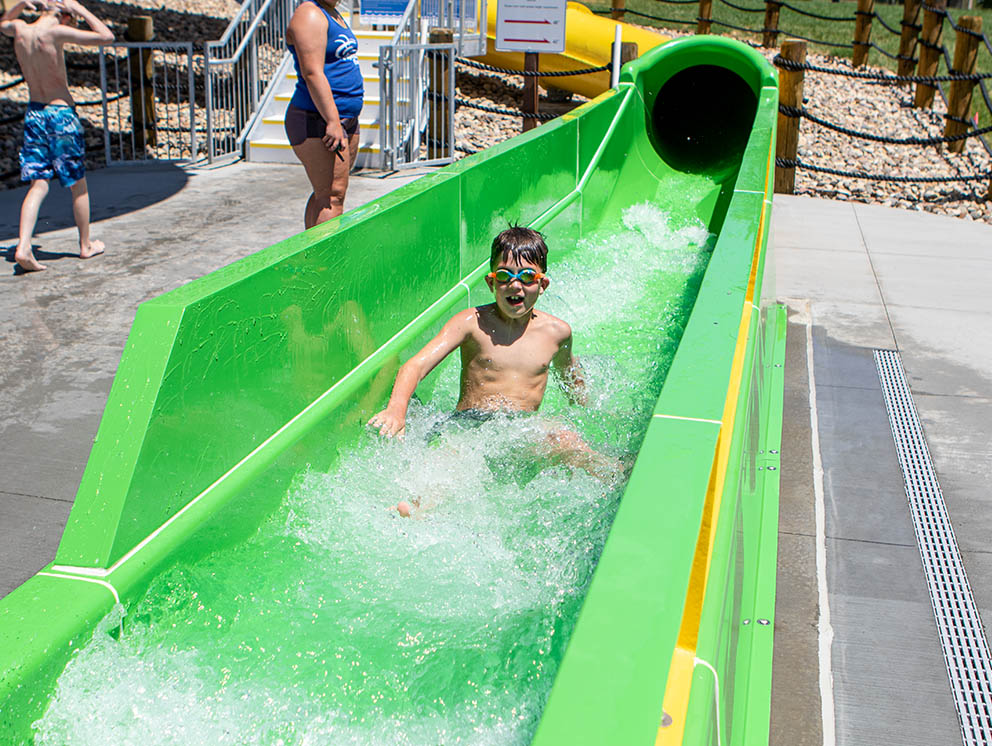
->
xmin=3 ymin=1 xmax=112 ymax=104
xmin=11 ymin=15 xmax=72 ymax=104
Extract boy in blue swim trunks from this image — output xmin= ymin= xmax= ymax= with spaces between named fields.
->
xmin=369 ymin=227 xmax=620 ymax=515
xmin=1 ymin=0 xmax=113 ymax=272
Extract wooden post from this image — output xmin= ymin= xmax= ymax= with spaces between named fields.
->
xmin=763 ymin=1 xmax=782 ymax=49
xmin=852 ymin=0 xmax=875 ymax=68
xmin=697 ymin=0 xmax=713 ymax=35
xmin=126 ymin=16 xmax=156 ymax=151
xmin=775 ymin=40 xmax=806 ymax=194
xmin=428 ymin=27 xmax=453 ymax=160
xmin=621 ymin=42 xmax=638 ymax=66
xmin=523 ymin=52 xmax=539 ymax=132
xmin=944 ymin=16 xmax=982 ymax=153
xmin=914 ymin=0 xmax=946 ymax=109
xmin=611 ymin=0 xmax=625 ymax=21
xmin=898 ymin=0 xmax=922 ymax=80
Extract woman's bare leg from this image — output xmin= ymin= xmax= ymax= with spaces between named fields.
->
xmin=293 ymin=131 xmax=355 ymax=229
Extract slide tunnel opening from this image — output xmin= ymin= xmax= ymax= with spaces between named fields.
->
xmin=651 ymin=64 xmax=758 ymax=178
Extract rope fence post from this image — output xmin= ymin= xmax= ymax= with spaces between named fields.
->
xmin=898 ymin=0 xmax=922 ymax=80
xmin=611 ymin=0 xmax=625 ymax=21
xmin=775 ymin=39 xmax=806 ymax=194
xmin=914 ymin=0 xmax=946 ymax=109
xmin=853 ymin=0 xmax=876 ymax=68
xmin=523 ymin=52 xmax=540 ymax=132
xmin=763 ymin=1 xmax=782 ymax=49
xmin=428 ymin=27 xmax=453 ymax=160
xmin=698 ymin=0 xmax=713 ymax=36
xmin=944 ymin=15 xmax=982 ymax=154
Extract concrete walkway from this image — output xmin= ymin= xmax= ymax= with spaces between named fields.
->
xmin=0 ymin=161 xmax=431 ymax=598
xmin=1 ymin=162 xmax=990 ymax=744
xmin=771 ymin=196 xmax=992 ymax=746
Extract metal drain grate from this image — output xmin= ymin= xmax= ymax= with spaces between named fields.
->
xmin=874 ymin=349 xmax=992 ymax=746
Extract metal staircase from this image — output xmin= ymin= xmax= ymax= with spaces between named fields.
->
xmin=246 ymin=17 xmax=393 ymax=168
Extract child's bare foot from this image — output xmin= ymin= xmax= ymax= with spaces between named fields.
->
xmin=14 ymin=245 xmax=46 ymax=272
xmin=80 ymin=239 xmax=105 ymax=259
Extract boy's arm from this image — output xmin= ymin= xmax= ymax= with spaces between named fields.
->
xmin=53 ymin=0 xmax=114 ymax=45
xmin=552 ymin=332 xmax=589 ymax=407
xmin=368 ymin=311 xmax=473 ymax=437
xmin=1 ymin=0 xmax=37 ymax=37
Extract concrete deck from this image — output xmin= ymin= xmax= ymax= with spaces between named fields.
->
xmin=1 ymin=161 xmax=990 ymax=744
xmin=771 ymin=197 xmax=992 ymax=746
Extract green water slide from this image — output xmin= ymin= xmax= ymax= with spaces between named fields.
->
xmin=0 ymin=36 xmax=784 ymax=745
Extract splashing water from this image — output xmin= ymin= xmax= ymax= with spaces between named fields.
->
xmin=33 ymin=203 xmax=713 ymax=745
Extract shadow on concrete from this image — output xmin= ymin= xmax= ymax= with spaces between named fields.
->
xmin=0 ymin=163 xmax=190 ymax=240
xmin=0 ymin=244 xmax=81 ymax=275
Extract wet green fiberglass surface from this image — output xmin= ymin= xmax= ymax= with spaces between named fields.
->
xmin=33 ymin=202 xmax=715 ymax=745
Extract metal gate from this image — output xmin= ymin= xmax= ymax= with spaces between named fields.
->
xmin=379 ymin=42 xmax=456 ymax=170
xmin=98 ymin=42 xmax=198 ymax=165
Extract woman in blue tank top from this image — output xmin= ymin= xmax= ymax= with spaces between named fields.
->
xmin=285 ymin=0 xmax=364 ymax=228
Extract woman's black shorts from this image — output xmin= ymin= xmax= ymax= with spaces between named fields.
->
xmin=285 ymin=104 xmax=359 ymax=146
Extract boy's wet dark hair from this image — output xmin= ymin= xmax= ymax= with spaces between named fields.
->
xmin=490 ymin=226 xmax=548 ymax=272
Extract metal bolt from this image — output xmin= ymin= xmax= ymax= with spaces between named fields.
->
xmin=660 ymin=712 xmax=673 ymax=728
xmin=767 ymin=466 xmax=777 ymax=471
xmin=742 ymin=618 xmax=751 ymax=625
xmin=757 ymin=618 xmax=771 ymax=626
xmin=774 ymin=363 xmax=783 ymax=368
xmin=769 ymin=449 xmax=778 ymax=454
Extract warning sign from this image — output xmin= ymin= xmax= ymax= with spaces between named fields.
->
xmin=495 ymin=0 xmax=567 ymax=54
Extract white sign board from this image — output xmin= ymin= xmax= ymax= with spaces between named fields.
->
xmin=495 ymin=0 xmax=567 ymax=54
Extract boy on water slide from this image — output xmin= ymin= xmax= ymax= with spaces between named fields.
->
xmin=1 ymin=0 xmax=113 ymax=272
xmin=368 ymin=227 xmax=620 ymax=515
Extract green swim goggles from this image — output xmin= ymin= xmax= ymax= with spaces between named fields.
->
xmin=487 ymin=268 xmax=545 ymax=285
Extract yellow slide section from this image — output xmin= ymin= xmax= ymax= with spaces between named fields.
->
xmin=478 ymin=2 xmax=668 ymax=98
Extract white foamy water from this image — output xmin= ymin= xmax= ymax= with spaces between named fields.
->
xmin=32 ymin=203 xmax=713 ymax=745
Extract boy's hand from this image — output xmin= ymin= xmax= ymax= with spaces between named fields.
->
xmin=368 ymin=409 xmax=405 ymax=438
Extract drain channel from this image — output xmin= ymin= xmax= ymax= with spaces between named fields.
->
xmin=874 ymin=349 xmax=992 ymax=746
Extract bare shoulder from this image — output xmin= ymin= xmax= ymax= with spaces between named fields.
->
xmin=288 ymin=2 xmax=328 ymax=35
xmin=441 ymin=306 xmax=482 ymax=336
xmin=1 ymin=19 xmax=27 ymax=39
xmin=535 ymin=310 xmax=573 ymax=342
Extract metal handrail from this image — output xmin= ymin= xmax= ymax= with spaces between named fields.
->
xmin=207 ymin=0 xmax=278 ymax=64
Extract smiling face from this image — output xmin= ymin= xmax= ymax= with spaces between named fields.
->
xmin=486 ymin=254 xmax=550 ymax=321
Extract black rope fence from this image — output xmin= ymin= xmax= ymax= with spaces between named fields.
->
xmin=455 ymin=97 xmax=559 ymax=121
xmin=773 ymin=55 xmax=992 ymax=84
xmin=456 ymin=57 xmax=610 ymax=77
xmin=581 ymin=0 xmax=992 ymax=195
xmin=777 ymin=156 xmax=990 ymax=183
xmin=779 ymin=103 xmax=992 ymax=145
xmin=450 ymin=55 xmax=610 ymax=132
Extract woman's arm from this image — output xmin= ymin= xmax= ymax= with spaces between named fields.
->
xmin=287 ymin=4 xmax=345 ymax=153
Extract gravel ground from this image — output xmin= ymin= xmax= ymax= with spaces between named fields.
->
xmin=2 ymin=6 xmax=990 ymax=224
xmin=451 ymin=28 xmax=992 ymax=225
